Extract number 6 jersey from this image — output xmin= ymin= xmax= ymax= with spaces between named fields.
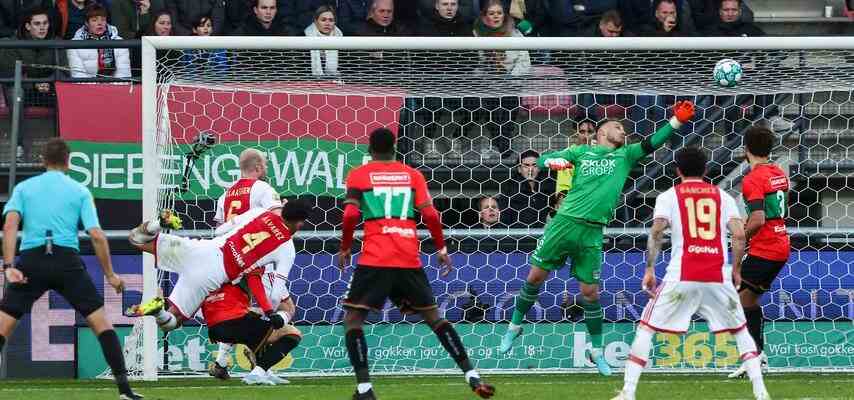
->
xmin=741 ymin=163 xmax=790 ymax=262
xmin=344 ymin=161 xmax=432 ymax=269
xmin=653 ymin=179 xmax=742 ymax=283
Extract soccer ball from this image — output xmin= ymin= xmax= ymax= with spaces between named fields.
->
xmin=713 ymin=59 xmax=742 ymax=87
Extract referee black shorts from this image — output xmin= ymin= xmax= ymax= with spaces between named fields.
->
xmin=0 ymin=246 xmax=104 ymax=319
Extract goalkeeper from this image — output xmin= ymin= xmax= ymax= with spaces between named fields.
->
xmin=500 ymin=101 xmax=696 ymax=375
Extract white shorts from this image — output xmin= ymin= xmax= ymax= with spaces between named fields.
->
xmin=640 ymin=281 xmax=747 ymax=334
xmin=155 ymin=233 xmax=228 ymax=319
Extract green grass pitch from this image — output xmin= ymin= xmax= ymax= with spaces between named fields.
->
xmin=0 ymin=373 xmax=851 ymax=400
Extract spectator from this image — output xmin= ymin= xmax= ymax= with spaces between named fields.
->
xmin=177 ymin=14 xmax=228 ymax=74
xmin=0 ymin=7 xmax=65 ymax=162
xmin=356 ymin=0 xmax=408 ymax=36
xmin=590 ymin=9 xmax=630 ymax=37
xmin=304 ymin=5 xmax=341 ymax=76
xmin=417 ymin=0 xmax=469 ymax=36
xmin=417 ymin=0 xmax=475 ymax=26
xmin=477 ymin=196 xmax=506 ymax=229
xmin=552 ymin=0 xmax=617 ymax=36
xmin=144 ymin=9 xmax=172 ymax=36
xmin=296 ymin=0 xmax=335 ymax=34
xmin=687 ymin=0 xmax=753 ymax=33
xmin=166 ymin=0 xmax=224 ymax=35
xmin=226 ymin=0 xmax=295 ymax=35
xmin=500 ymin=150 xmax=555 ymax=228
xmin=68 ymin=4 xmax=131 ymax=78
xmin=111 ymin=0 xmax=165 ymax=40
xmin=639 ymin=0 xmax=693 ymax=36
xmin=0 ymin=0 xmax=53 ymax=38
xmin=618 ymin=0 xmax=692 ymax=34
xmin=337 ymin=0 xmax=369 ymax=36
xmin=472 ymin=0 xmax=530 ymax=75
xmin=703 ymin=0 xmax=762 ymax=37
xmin=231 ymin=0 xmax=288 ymax=35
xmin=55 ymin=0 xmax=92 ymax=39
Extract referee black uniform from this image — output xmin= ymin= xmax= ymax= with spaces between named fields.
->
xmin=1 ymin=139 xmax=142 ymax=399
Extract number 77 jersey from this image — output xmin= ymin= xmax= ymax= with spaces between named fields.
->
xmin=344 ymin=161 xmax=432 ymax=269
xmin=653 ymin=180 xmax=742 ymax=283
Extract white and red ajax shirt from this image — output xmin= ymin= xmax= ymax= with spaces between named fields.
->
xmin=653 ymin=180 xmax=742 ymax=283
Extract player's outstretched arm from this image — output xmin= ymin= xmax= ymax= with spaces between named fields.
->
xmin=644 ymin=218 xmax=669 ymax=297
xmin=638 ymin=101 xmax=696 ymax=156
xmin=246 ymin=272 xmax=285 ymax=328
xmin=537 ymin=148 xmax=578 ymax=171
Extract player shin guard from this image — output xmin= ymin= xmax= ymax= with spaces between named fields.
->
xmin=346 ymin=329 xmax=371 ymax=384
xmin=257 ymin=334 xmax=301 ymax=371
xmin=98 ymin=330 xmax=133 ymax=395
xmin=623 ymin=328 xmax=653 ymax=396
xmin=744 ymin=306 xmax=765 ymax=352
xmin=582 ymin=299 xmax=604 ymax=348
xmin=216 ymin=342 xmax=233 ymax=367
xmin=510 ymin=282 xmax=541 ymax=328
xmin=433 ymin=320 xmax=474 ymax=372
xmin=734 ymin=328 xmax=768 ymax=397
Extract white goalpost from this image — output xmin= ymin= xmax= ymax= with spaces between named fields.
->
xmin=132 ymin=36 xmax=854 ymax=381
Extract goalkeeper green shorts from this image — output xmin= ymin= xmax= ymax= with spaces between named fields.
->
xmin=530 ymin=214 xmax=604 ymax=284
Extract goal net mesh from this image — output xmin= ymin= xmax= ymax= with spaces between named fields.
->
xmin=125 ymin=43 xmax=854 ymax=377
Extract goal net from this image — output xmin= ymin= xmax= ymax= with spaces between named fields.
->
xmin=126 ymin=36 xmax=854 ymax=380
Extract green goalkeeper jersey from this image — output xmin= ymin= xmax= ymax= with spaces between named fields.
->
xmin=538 ymin=123 xmax=675 ymax=225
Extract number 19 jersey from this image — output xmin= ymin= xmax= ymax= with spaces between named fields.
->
xmin=344 ymin=161 xmax=432 ymax=269
xmin=653 ymin=180 xmax=742 ymax=283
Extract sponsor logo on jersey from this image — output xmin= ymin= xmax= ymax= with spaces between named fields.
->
xmin=579 ymin=159 xmax=616 ymax=176
xmin=370 ymin=172 xmax=411 ymax=185
xmin=688 ymin=245 xmax=720 ymax=255
xmin=770 ymin=176 xmax=788 ymax=189
xmin=227 ymin=241 xmax=245 ymax=268
xmin=774 ymin=225 xmax=787 ymax=233
xmin=381 ymin=226 xmax=416 ymax=238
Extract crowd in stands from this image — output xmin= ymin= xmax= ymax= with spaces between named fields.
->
xmin=0 ymin=0 xmax=814 ymax=230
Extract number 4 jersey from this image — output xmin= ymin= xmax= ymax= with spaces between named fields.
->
xmin=742 ymin=163 xmax=790 ymax=262
xmin=344 ymin=161 xmax=432 ymax=269
xmin=653 ymin=180 xmax=742 ymax=283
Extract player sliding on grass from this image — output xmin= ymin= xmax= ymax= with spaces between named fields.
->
xmin=337 ymin=128 xmax=495 ymax=400
xmin=500 ymin=101 xmax=696 ymax=376
xmin=612 ymin=147 xmax=770 ymax=400
xmin=126 ymin=201 xmax=309 ymax=340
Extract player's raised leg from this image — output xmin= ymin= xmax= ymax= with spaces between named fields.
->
xmin=501 ymin=265 xmax=548 ymax=354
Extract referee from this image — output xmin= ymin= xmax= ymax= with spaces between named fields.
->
xmin=1 ymin=139 xmax=142 ymax=399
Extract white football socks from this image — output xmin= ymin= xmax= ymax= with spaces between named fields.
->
xmin=733 ymin=329 xmax=768 ymax=398
xmin=507 ymin=323 xmax=521 ymax=333
xmin=465 ymin=369 xmax=480 ymax=384
xmin=357 ymin=383 xmax=373 ymax=394
xmin=216 ymin=343 xmax=233 ymax=368
xmin=154 ymin=310 xmax=178 ymax=332
xmin=623 ymin=328 xmax=654 ymax=396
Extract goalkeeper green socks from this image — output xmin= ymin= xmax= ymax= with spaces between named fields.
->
xmin=582 ymin=299 xmax=604 ymax=348
xmin=510 ymin=282 xmax=541 ymax=326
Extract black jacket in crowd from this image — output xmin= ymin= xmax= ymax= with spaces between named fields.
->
xmin=703 ymin=20 xmax=764 ymax=37
xmin=500 ymin=170 xmax=555 ymax=229
xmin=416 ymin=9 xmax=470 ymax=37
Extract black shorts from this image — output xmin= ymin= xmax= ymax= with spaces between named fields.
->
xmin=207 ymin=312 xmax=272 ymax=354
xmin=740 ymin=255 xmax=786 ymax=295
xmin=0 ymin=246 xmax=104 ymax=319
xmin=342 ymin=266 xmax=437 ymax=313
